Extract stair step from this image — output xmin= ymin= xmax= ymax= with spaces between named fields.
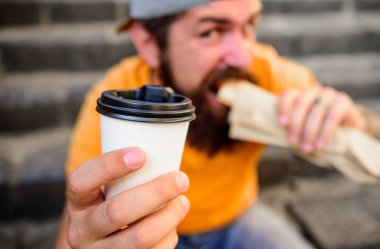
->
xmin=0 ymin=0 xmax=122 ymax=27
xmin=0 ymin=126 xmax=71 ymax=185
xmin=0 ymin=22 xmax=135 ymax=72
xmin=289 ymin=186 xmax=380 ymax=249
xmin=0 ymin=1 xmax=40 ymax=27
xmin=258 ymin=12 xmax=380 ymax=56
xmin=0 ymin=127 xmax=70 ymax=221
xmin=262 ymin=0 xmax=343 ymax=14
xmin=355 ymin=0 xmax=380 ymax=11
xmin=3 ymin=0 xmax=376 ymax=28
xmin=0 ymin=220 xmax=59 ymax=249
xmin=264 ymin=0 xmax=380 ymax=14
xmin=292 ymin=52 xmax=380 ymax=98
xmin=1 ymin=11 xmax=380 ymax=72
xmin=0 ymin=71 xmax=103 ymax=132
xmin=1 ymin=0 xmax=379 ymax=29
xmin=261 ymin=172 xmax=380 ymax=249
xmin=1 ymin=52 xmax=379 ymax=132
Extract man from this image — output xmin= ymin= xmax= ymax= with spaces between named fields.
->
xmin=55 ymin=0 xmax=365 ymax=248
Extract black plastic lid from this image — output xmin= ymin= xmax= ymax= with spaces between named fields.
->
xmin=96 ymin=85 xmax=196 ymax=123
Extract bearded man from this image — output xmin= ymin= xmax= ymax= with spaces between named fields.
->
xmin=55 ymin=1 xmax=365 ymax=248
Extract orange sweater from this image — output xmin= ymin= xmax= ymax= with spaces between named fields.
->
xmin=66 ymin=42 xmax=316 ymax=234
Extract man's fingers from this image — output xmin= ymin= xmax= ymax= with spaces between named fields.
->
xmin=286 ymin=87 xmax=320 ymax=145
xmin=317 ymin=97 xmax=349 ymax=150
xmin=97 ymin=195 xmax=190 ymax=249
xmin=150 ymin=230 xmax=179 ymax=249
xmin=277 ymin=89 xmax=298 ymax=127
xmin=301 ymin=88 xmax=335 ymax=153
xmin=67 ymin=147 xmax=145 ymax=208
xmin=85 ymin=171 xmax=189 ymax=237
xmin=300 ymin=106 xmax=326 ymax=153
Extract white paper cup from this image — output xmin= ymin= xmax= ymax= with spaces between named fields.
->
xmin=97 ymin=85 xmax=195 ymax=199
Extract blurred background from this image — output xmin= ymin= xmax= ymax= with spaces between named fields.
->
xmin=0 ymin=0 xmax=380 ymax=248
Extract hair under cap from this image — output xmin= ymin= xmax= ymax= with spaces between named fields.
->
xmin=117 ymin=0 xmax=212 ymax=32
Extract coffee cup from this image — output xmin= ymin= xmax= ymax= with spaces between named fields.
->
xmin=96 ymin=85 xmax=195 ymax=199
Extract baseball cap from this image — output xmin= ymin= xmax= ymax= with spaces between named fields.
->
xmin=117 ymin=0 xmax=212 ymax=32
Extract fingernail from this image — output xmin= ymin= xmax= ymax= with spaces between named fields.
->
xmin=123 ymin=148 xmax=144 ymax=168
xmin=289 ymin=134 xmax=298 ymax=145
xmin=316 ymin=140 xmax=325 ymax=150
xmin=176 ymin=172 xmax=190 ymax=192
xmin=303 ymin=144 xmax=313 ymax=153
xmin=179 ymin=195 xmax=190 ymax=211
xmin=279 ymin=116 xmax=288 ymax=126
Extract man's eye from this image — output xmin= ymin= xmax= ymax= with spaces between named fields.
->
xmin=200 ymin=29 xmax=220 ymax=39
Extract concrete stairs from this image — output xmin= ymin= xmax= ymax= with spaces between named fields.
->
xmin=0 ymin=0 xmax=380 ymax=248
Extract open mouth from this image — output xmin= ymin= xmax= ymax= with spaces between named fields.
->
xmin=207 ymin=81 xmax=228 ymax=110
xmin=209 ymin=80 xmax=223 ymax=96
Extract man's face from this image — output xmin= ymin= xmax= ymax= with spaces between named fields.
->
xmin=160 ymin=0 xmax=261 ymax=154
xmin=164 ymin=0 xmax=261 ymax=98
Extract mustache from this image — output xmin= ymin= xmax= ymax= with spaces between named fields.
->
xmin=187 ymin=66 xmax=255 ymax=156
xmin=200 ymin=67 xmax=255 ymax=92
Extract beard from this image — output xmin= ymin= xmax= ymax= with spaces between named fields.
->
xmin=159 ymin=55 xmax=256 ymax=156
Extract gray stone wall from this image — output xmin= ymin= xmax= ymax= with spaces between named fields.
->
xmin=0 ymin=0 xmax=380 ymax=248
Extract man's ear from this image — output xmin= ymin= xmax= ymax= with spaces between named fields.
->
xmin=128 ymin=22 xmax=160 ymax=69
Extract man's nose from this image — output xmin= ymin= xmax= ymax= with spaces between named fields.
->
xmin=222 ymin=32 xmax=253 ymax=69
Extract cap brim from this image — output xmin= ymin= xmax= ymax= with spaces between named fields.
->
xmin=116 ymin=17 xmax=133 ymax=33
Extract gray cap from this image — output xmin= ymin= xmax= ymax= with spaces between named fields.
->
xmin=117 ymin=0 xmax=212 ymax=32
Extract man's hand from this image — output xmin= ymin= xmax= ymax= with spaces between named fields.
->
xmin=66 ymin=147 xmax=190 ymax=249
xmin=277 ymin=86 xmax=366 ymax=153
